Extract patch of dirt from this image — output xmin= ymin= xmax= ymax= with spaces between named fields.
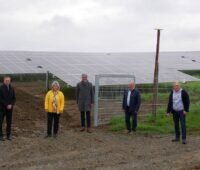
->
xmin=0 ymin=82 xmax=199 ymax=170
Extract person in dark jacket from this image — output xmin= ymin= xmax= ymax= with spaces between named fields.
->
xmin=167 ymin=81 xmax=190 ymax=144
xmin=0 ymin=76 xmax=16 ymax=141
xmin=76 ymin=74 xmax=94 ymax=133
xmin=122 ymin=81 xmax=141 ymax=134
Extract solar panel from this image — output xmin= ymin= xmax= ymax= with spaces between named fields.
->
xmin=0 ymin=51 xmax=199 ymax=86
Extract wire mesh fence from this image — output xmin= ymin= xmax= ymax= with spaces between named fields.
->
xmin=94 ymin=74 xmax=172 ymax=126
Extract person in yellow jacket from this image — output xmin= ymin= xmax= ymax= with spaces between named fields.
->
xmin=44 ymin=81 xmax=64 ymax=138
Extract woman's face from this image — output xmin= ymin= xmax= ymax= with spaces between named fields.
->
xmin=52 ymin=84 xmax=59 ymax=91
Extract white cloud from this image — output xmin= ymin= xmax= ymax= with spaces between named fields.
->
xmin=0 ymin=0 xmax=200 ymax=52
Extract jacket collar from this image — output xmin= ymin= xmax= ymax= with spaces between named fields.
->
xmin=3 ymin=84 xmax=11 ymax=88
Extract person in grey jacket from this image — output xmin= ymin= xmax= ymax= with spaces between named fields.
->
xmin=76 ymin=74 xmax=94 ymax=133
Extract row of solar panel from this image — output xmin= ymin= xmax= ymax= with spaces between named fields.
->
xmin=0 ymin=51 xmax=199 ymax=86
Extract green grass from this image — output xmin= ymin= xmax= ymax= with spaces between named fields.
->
xmin=110 ymin=104 xmax=200 ymax=134
xmin=109 ymin=81 xmax=200 ymax=134
xmin=141 ymin=92 xmax=169 ymax=103
xmin=187 ymin=102 xmax=200 ymax=131
xmin=141 ymin=81 xmax=200 ymax=103
xmin=141 ymin=93 xmax=153 ymax=102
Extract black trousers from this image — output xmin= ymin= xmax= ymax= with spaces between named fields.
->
xmin=125 ymin=107 xmax=137 ymax=131
xmin=81 ymin=111 xmax=91 ymax=128
xmin=173 ymin=111 xmax=186 ymax=140
xmin=0 ymin=109 xmax=13 ymax=137
xmin=47 ymin=112 xmax=60 ymax=136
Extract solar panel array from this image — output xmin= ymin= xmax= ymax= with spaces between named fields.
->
xmin=0 ymin=51 xmax=199 ymax=86
xmin=0 ymin=51 xmax=45 ymax=74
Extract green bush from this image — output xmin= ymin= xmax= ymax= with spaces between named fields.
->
xmin=61 ymin=86 xmax=76 ymax=100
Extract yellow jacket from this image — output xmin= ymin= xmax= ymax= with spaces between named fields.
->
xmin=44 ymin=90 xmax=65 ymax=114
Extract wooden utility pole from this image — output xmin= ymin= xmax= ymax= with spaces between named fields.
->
xmin=152 ymin=29 xmax=162 ymax=117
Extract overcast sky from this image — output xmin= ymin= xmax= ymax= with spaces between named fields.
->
xmin=0 ymin=0 xmax=200 ymax=52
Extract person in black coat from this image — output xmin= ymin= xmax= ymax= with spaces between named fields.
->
xmin=0 ymin=76 xmax=16 ymax=141
xmin=167 ymin=81 xmax=190 ymax=144
xmin=122 ymin=81 xmax=141 ymax=133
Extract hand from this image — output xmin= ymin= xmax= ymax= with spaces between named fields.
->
xmin=166 ymin=113 xmax=170 ymax=116
xmin=183 ymin=112 xmax=187 ymax=115
xmin=7 ymin=105 xmax=12 ymax=110
xmin=45 ymin=109 xmax=48 ymax=113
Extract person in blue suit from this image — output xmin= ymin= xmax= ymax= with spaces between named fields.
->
xmin=122 ymin=81 xmax=141 ymax=134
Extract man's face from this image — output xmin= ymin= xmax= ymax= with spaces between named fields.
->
xmin=128 ymin=82 xmax=135 ymax=90
xmin=82 ymin=75 xmax=88 ymax=81
xmin=4 ymin=77 xmax=11 ymax=86
xmin=174 ymin=83 xmax=181 ymax=92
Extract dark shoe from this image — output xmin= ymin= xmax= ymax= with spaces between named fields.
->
xmin=0 ymin=137 xmax=5 ymax=141
xmin=45 ymin=135 xmax=51 ymax=138
xmin=182 ymin=139 xmax=187 ymax=144
xmin=7 ymin=136 xmax=12 ymax=141
xmin=127 ymin=130 xmax=131 ymax=134
xmin=80 ymin=127 xmax=85 ymax=132
xmin=171 ymin=138 xmax=180 ymax=142
xmin=87 ymin=128 xmax=92 ymax=133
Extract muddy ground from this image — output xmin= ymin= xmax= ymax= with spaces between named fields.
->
xmin=0 ymin=82 xmax=199 ymax=170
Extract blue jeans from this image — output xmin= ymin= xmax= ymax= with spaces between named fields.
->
xmin=173 ymin=110 xmax=186 ymax=140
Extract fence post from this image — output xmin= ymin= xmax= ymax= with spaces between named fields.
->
xmin=94 ymin=75 xmax=99 ymax=127
xmin=46 ymin=71 xmax=49 ymax=91
xmin=152 ymin=29 xmax=162 ymax=117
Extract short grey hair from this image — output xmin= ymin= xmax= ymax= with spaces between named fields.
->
xmin=82 ymin=73 xmax=88 ymax=77
xmin=128 ymin=80 xmax=135 ymax=85
xmin=173 ymin=81 xmax=181 ymax=86
xmin=51 ymin=81 xmax=60 ymax=89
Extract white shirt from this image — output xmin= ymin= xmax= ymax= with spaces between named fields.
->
xmin=173 ymin=89 xmax=184 ymax=111
xmin=127 ymin=90 xmax=131 ymax=107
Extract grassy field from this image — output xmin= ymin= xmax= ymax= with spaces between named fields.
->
xmin=109 ymin=80 xmax=200 ymax=135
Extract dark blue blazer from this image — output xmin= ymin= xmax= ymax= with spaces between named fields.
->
xmin=122 ymin=89 xmax=141 ymax=113
xmin=167 ymin=89 xmax=190 ymax=113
